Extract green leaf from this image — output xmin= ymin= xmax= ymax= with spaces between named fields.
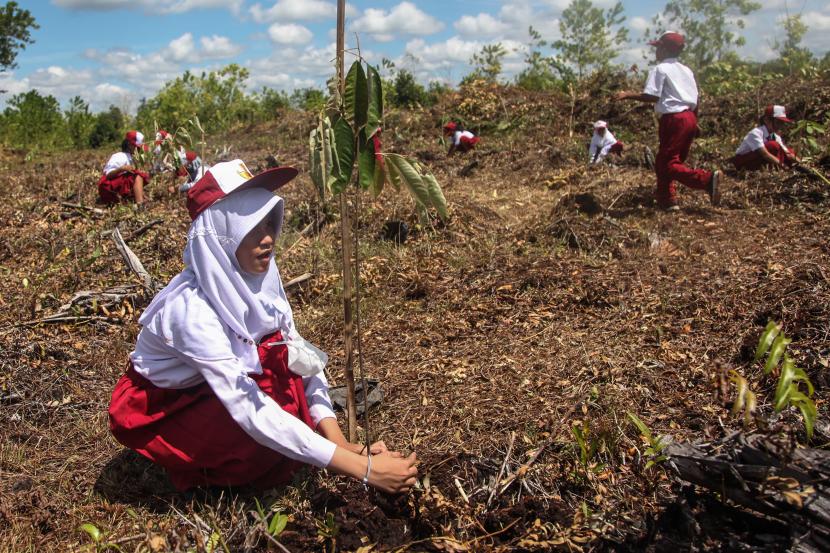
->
xmin=357 ymin=130 xmax=376 ymax=191
xmin=774 ymin=356 xmax=797 ymax=412
xmin=422 ymin=172 xmax=449 ymax=222
xmin=206 ymin=531 xmax=220 ymax=553
xmin=788 ymin=389 xmax=817 ymax=439
xmin=754 ymin=321 xmax=781 ymax=362
xmin=385 ymin=154 xmax=431 ymax=211
xmin=765 ymin=334 xmax=792 ymax=374
xmin=344 ymin=61 xmax=368 ymax=130
xmin=269 ymin=513 xmax=289 ymax=537
xmin=331 ymin=117 xmax=355 ymax=194
xmin=80 ymin=523 xmax=101 ymax=543
xmin=371 ymin=155 xmax=385 ymax=198
xmin=626 ymin=412 xmax=653 ymax=442
xmin=384 ymin=155 xmax=402 ymax=192
xmin=366 ymin=64 xmax=383 ymax=134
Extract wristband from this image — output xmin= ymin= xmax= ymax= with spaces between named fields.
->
xmin=362 ymin=454 xmax=372 ymax=490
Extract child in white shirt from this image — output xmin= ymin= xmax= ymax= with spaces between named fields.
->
xmin=108 ymin=160 xmax=417 ymax=492
xmin=588 ymin=120 xmax=624 ymax=164
xmin=733 ymin=105 xmax=799 ymax=170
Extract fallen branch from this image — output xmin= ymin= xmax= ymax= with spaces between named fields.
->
xmin=667 ymin=433 xmax=830 ymax=553
xmin=127 ymin=219 xmax=164 ymax=242
xmin=284 ymin=273 xmax=313 ymax=290
xmin=61 ymin=202 xmax=105 ymax=215
xmin=487 ymin=431 xmax=515 ymax=508
xmin=110 ymin=226 xmax=156 ymax=291
xmin=16 ymin=315 xmax=120 ymax=326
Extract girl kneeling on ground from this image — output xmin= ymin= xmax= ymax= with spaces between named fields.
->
xmin=108 ymin=159 xmax=417 ymax=493
xmin=732 ymin=105 xmax=799 ymax=171
xmin=443 ymin=122 xmax=480 ymax=156
xmin=98 ymin=131 xmax=149 ymax=207
xmin=588 ymin=120 xmax=624 ymax=164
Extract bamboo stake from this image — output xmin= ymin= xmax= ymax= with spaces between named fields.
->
xmin=336 ymin=0 xmax=358 ymax=441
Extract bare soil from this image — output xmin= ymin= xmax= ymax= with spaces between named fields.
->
xmin=1 ymin=78 xmax=829 ymax=552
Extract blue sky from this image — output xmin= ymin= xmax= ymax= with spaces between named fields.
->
xmin=5 ymin=0 xmax=829 ymax=112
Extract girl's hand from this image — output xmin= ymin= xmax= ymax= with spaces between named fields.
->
xmin=368 ymin=440 xmax=389 ymax=455
xmin=368 ymin=452 xmax=418 ymax=494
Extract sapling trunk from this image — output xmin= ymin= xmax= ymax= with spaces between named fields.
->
xmin=336 ymin=0 xmax=358 ymax=441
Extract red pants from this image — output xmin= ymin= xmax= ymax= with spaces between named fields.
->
xmin=108 ymin=331 xmax=316 ymax=490
xmin=732 ymin=141 xmax=795 ymax=170
xmin=97 ymin=170 xmax=149 ymax=205
xmin=609 ymin=141 xmax=624 ymax=155
xmin=655 ymin=111 xmax=712 ymax=207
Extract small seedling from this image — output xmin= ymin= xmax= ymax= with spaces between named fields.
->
xmin=755 ymin=321 xmax=818 ymax=439
xmin=626 ymin=412 xmax=669 ymax=469
xmin=79 ymin=523 xmax=123 ymax=552
xmin=571 ymin=420 xmax=605 ymax=475
xmin=727 ymin=370 xmax=757 ymax=427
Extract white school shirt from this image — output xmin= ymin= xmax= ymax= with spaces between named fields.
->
xmin=643 ymin=58 xmax=698 ymax=115
xmin=735 ymin=124 xmax=790 ymax=156
xmin=103 ymin=152 xmax=133 ymax=175
xmin=589 ymin=130 xmax=618 ymax=163
xmin=130 ymin=306 xmax=338 ymax=468
xmin=452 ymin=130 xmax=475 ymax=146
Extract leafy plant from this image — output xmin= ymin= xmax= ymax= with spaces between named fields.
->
xmin=790 ymin=119 xmax=826 ymax=157
xmin=253 ymin=498 xmax=289 ymax=539
xmin=315 ymin=512 xmax=339 ymax=553
xmin=79 ymin=523 xmax=123 ymax=552
xmin=571 ymin=420 xmax=605 ymax=474
xmin=553 ymin=0 xmax=628 ymax=79
xmin=0 ymin=1 xmax=39 ymax=71
xmin=309 ymin=59 xmax=448 ymax=222
xmin=754 ymin=321 xmax=817 ymax=439
xmin=626 ymin=412 xmax=669 ymax=469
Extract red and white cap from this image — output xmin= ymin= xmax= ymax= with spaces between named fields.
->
xmin=155 ymin=130 xmax=170 ymax=145
xmin=125 ymin=130 xmax=144 ymax=147
xmin=443 ymin=121 xmax=458 ymax=134
xmin=649 ymin=31 xmax=684 ymax=51
xmin=764 ymin=105 xmax=793 ymax=123
xmin=593 ymin=120 xmax=608 ymax=129
xmin=186 ymin=159 xmax=298 ymax=221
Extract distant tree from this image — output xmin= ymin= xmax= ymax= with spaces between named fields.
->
xmin=774 ymin=14 xmax=813 ymax=75
xmin=649 ymin=0 xmax=760 ymax=69
xmin=0 ymin=1 xmax=38 ymax=71
xmin=89 ymin=105 xmax=124 ymax=149
xmin=255 ymin=86 xmax=290 ymax=120
xmin=426 ymin=80 xmax=450 ymax=106
xmin=515 ymin=26 xmax=576 ymax=91
xmin=466 ymin=43 xmax=507 ymax=83
xmin=0 ymin=90 xmax=64 ymax=151
xmin=553 ymin=0 xmax=628 ymax=79
xmin=392 ymin=69 xmax=427 ymax=107
xmin=64 ymin=96 xmax=95 ymax=149
xmin=290 ymin=87 xmax=326 ymax=112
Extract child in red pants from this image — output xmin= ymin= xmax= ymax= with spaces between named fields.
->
xmin=732 ymin=105 xmax=799 ymax=170
xmin=615 ymin=31 xmax=720 ymax=211
xmin=98 ymin=131 xmax=149 ymax=206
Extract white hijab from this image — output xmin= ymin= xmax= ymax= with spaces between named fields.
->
xmin=139 ymin=187 xmax=294 ymax=369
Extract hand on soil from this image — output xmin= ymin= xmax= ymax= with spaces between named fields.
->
xmin=370 ymin=451 xmax=418 ymax=494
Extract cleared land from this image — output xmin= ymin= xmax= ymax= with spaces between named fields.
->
xmin=1 ymin=80 xmax=829 ymax=551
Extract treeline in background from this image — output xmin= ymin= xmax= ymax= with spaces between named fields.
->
xmin=2 ymin=0 xmax=829 ymax=154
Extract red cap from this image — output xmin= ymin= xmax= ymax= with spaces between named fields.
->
xmin=649 ymin=31 xmax=685 ymax=51
xmin=443 ymin=122 xmax=457 ymax=134
xmin=185 ymin=150 xmax=198 ymax=162
xmin=764 ymin=105 xmax=793 ymax=123
xmin=186 ymin=159 xmax=298 ymax=221
xmin=155 ymin=130 xmax=170 ymax=145
xmin=125 ymin=130 xmax=144 ymax=147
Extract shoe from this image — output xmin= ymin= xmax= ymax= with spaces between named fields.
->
xmin=708 ymin=170 xmax=721 ymax=206
xmin=664 ymin=204 xmax=680 ymax=212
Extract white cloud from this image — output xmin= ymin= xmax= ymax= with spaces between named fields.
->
xmin=250 ymin=0 xmax=352 ymax=23
xmin=53 ymin=0 xmax=243 ymax=15
xmin=267 ymin=23 xmax=314 ymax=45
xmin=629 ymin=16 xmax=649 ymax=34
xmin=352 ymin=2 xmax=444 ymax=42
xmin=200 ymin=35 xmax=243 ymax=58
xmin=167 ymin=33 xmax=195 ymax=62
xmin=454 ymin=14 xmax=509 ymax=38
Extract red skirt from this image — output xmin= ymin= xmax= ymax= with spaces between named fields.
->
xmin=97 ymin=170 xmax=150 ymax=205
xmin=108 ymin=331 xmax=317 ymax=490
xmin=459 ymin=135 xmax=480 ymax=152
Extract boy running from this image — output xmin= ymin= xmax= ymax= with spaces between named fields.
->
xmin=615 ymin=31 xmax=720 ymax=211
